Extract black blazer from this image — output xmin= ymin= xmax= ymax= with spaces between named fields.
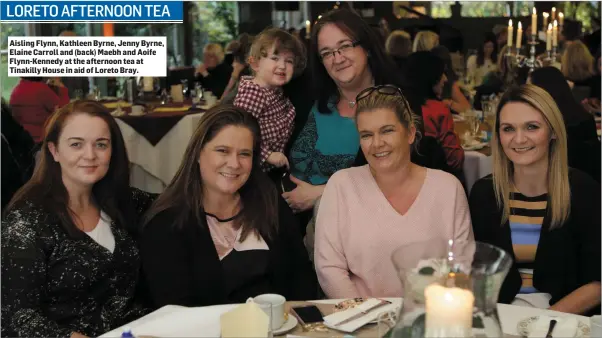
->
xmin=139 ymin=197 xmax=318 ymax=309
xmin=195 ymin=61 xmax=233 ymax=99
xmin=469 ymin=169 xmax=601 ymax=315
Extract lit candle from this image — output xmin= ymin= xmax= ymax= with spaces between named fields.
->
xmin=551 ymin=7 xmax=556 ymax=21
xmin=516 ymin=22 xmax=523 ymax=50
xmin=507 ymin=19 xmax=513 ymax=48
xmin=531 ymin=8 xmax=537 ymax=36
xmin=546 ymin=23 xmax=553 ymax=51
xmin=559 ymin=12 xmax=564 ymax=26
xmin=143 ymin=77 xmax=154 ymax=92
xmin=542 ymin=12 xmax=549 ymax=31
xmin=425 ymin=284 xmax=475 ymax=337
xmin=305 ymin=20 xmax=311 ymax=38
xmin=552 ymin=20 xmax=558 ymax=47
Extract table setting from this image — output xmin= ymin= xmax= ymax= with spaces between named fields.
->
xmin=100 ymin=240 xmax=595 ymax=338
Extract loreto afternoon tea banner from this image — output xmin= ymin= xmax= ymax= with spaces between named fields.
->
xmin=2 ymin=1 xmax=183 ymax=77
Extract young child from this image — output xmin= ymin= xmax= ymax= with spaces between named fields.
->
xmin=234 ymin=28 xmax=306 ymax=172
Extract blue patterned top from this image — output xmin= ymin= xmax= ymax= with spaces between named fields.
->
xmin=289 ymin=102 xmax=359 ymax=185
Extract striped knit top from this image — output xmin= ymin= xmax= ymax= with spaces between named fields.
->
xmin=509 ymin=189 xmax=548 ymax=294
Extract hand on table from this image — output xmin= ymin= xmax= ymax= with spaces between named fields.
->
xmin=282 ymin=175 xmax=323 ymax=213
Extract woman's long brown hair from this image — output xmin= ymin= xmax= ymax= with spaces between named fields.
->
xmin=141 ymin=105 xmax=279 ymax=241
xmin=4 ymin=100 xmax=134 ymax=237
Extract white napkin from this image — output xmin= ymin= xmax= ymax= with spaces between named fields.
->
xmin=323 ymin=299 xmax=401 ymax=333
xmin=528 ymin=315 xmax=578 ymax=338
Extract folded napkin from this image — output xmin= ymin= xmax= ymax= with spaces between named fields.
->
xmin=323 ymin=299 xmax=401 ymax=333
xmin=528 ymin=315 xmax=578 ymax=338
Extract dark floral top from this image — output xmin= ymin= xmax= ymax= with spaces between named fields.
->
xmin=1 ymin=188 xmax=154 ymax=338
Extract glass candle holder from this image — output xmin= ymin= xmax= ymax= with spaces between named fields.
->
xmin=387 ymin=239 xmax=512 ymax=338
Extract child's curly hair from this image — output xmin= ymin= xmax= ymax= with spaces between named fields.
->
xmin=248 ymin=27 xmax=307 ymax=75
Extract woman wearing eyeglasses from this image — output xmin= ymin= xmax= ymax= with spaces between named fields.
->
xmin=314 ymin=86 xmax=474 ymax=298
xmin=284 ymin=9 xmax=421 ymax=235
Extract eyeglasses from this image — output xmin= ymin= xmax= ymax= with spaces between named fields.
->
xmin=319 ymin=41 xmax=360 ymax=61
xmin=355 ymin=85 xmax=413 ymax=114
xmin=356 ymin=85 xmax=404 ymax=102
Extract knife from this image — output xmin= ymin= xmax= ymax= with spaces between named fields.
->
xmin=545 ymin=319 xmax=557 ymax=338
xmin=333 ymin=299 xmax=392 ymax=327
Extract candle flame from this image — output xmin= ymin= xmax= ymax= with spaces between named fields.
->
xmin=306 ymin=20 xmax=310 ymax=25
xmin=552 ymin=7 xmax=556 ymax=12
xmin=508 ymin=19 xmax=512 ymax=27
xmin=548 ymin=23 xmax=553 ymax=31
xmin=553 ymin=20 xmax=558 ymax=28
xmin=444 ymin=292 xmax=454 ymax=302
xmin=559 ymin=13 xmax=564 ymax=18
xmin=518 ymin=21 xmax=522 ymax=29
xmin=318 ymin=15 xmax=322 ymax=20
xmin=533 ymin=8 xmax=536 ymax=15
xmin=543 ymin=12 xmax=549 ymax=18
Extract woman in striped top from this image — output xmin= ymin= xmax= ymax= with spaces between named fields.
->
xmin=469 ymin=85 xmax=601 ymax=315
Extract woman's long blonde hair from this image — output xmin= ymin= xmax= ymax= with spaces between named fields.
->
xmin=412 ymin=31 xmax=439 ymax=52
xmin=561 ymin=41 xmax=595 ymax=82
xmin=491 ymin=85 xmax=570 ymax=229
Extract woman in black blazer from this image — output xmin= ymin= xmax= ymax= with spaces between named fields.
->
xmin=139 ymin=105 xmax=317 ymax=309
xmin=469 ymin=85 xmax=600 ymax=316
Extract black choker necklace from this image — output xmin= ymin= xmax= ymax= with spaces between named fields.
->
xmin=204 ymin=211 xmax=242 ymax=223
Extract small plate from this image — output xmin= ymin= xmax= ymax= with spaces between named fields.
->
xmin=273 ymin=315 xmax=298 ymax=335
xmin=517 ymin=316 xmax=590 ymax=337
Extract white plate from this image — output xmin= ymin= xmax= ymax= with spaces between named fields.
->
xmin=273 ymin=315 xmax=298 ymax=335
xmin=517 ymin=316 xmax=590 ymax=337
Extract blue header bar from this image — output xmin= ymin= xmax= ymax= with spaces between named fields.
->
xmin=1 ymin=1 xmax=183 ymax=22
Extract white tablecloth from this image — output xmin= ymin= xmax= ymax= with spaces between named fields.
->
xmin=463 ymin=150 xmax=493 ymax=194
xmin=116 ymin=113 xmax=204 ymax=193
xmin=100 ymin=298 xmax=590 ymax=337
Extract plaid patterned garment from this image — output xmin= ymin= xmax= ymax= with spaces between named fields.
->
xmin=234 ymin=76 xmax=295 ymax=170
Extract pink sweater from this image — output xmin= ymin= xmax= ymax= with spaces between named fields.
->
xmin=314 ymin=165 xmax=473 ymax=299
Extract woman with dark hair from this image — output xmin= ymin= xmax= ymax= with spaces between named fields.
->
xmin=529 ymin=67 xmax=600 ymax=181
xmin=139 ymin=105 xmax=316 ymax=308
xmin=467 ymin=33 xmax=498 ymax=87
xmin=405 ymin=51 xmax=465 ymax=173
xmin=431 ymin=45 xmax=471 ymax=113
xmin=9 ymin=77 xmax=70 ymax=143
xmin=285 ymin=8 xmax=426 ymax=222
xmin=2 ymin=100 xmax=153 ymax=338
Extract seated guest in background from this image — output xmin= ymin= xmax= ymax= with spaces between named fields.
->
xmin=195 ymin=43 xmax=233 ymax=98
xmin=1 ymin=99 xmax=36 ymax=211
xmin=467 ymin=33 xmax=498 ymax=87
xmin=2 ymin=101 xmax=153 ymax=338
xmin=139 ymin=106 xmax=316 ymax=309
xmin=431 ymin=45 xmax=471 ymax=113
xmin=562 ymin=41 xmax=600 ymax=101
xmin=314 ymin=86 xmax=473 ymax=298
xmin=529 ymin=67 xmax=600 ymax=182
xmin=412 ymin=30 xmax=439 ymax=52
xmin=405 ymin=51 xmax=465 ymax=173
xmin=9 ymin=77 xmax=69 ymax=144
xmin=469 ymin=85 xmax=601 ymax=315
xmin=234 ymin=28 xmax=306 ymax=173
xmin=385 ymin=30 xmax=412 ymax=71
xmin=221 ymin=33 xmax=255 ymax=103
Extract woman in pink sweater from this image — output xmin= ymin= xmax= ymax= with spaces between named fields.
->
xmin=314 ymin=85 xmax=474 ymax=299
